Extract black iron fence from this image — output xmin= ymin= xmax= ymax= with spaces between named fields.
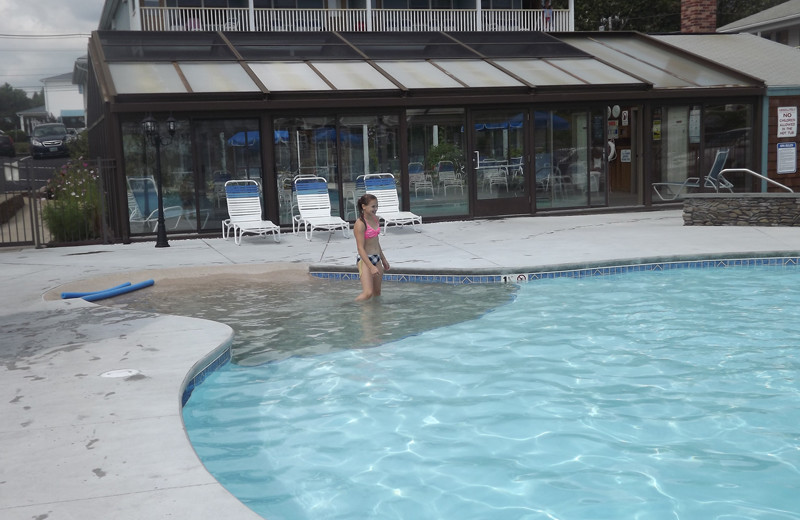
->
xmin=0 ymin=157 xmax=118 ymax=248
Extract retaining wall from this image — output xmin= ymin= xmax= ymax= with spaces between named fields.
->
xmin=683 ymin=193 xmax=800 ymax=226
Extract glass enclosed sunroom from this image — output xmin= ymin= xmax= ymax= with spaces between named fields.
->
xmin=84 ymin=29 xmax=765 ymax=242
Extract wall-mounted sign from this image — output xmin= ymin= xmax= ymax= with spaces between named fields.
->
xmin=620 ymin=149 xmax=631 ymax=163
xmin=608 ymin=120 xmax=618 ymax=138
xmin=778 ymin=107 xmax=797 ymax=138
xmin=777 ymin=142 xmax=797 ymax=174
xmin=621 ymin=110 xmax=629 ymax=126
xmin=652 ymin=120 xmax=661 ymax=140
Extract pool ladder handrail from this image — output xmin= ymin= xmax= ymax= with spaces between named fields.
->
xmin=719 ymin=168 xmax=794 ymax=193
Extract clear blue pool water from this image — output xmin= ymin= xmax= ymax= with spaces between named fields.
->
xmin=182 ymin=267 xmax=800 ymax=520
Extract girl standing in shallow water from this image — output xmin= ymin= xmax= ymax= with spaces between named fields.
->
xmin=354 ymin=193 xmax=390 ymax=301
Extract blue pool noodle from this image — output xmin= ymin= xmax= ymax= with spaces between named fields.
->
xmin=61 ymin=280 xmax=155 ymax=302
xmin=61 ymin=282 xmax=132 ymax=299
xmin=81 ymin=280 xmax=155 ymax=302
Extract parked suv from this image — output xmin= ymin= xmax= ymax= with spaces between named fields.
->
xmin=30 ymin=123 xmax=69 ymax=159
xmin=0 ymin=134 xmax=14 ymax=157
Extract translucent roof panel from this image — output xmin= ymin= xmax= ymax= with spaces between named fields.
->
xmin=225 ymin=32 xmax=362 ymax=60
xmin=448 ymin=32 xmax=590 ymax=58
xmin=108 ymin=63 xmax=187 ymax=94
xmin=98 ymin=31 xmax=234 ymax=61
xmin=562 ymin=35 xmax=753 ymax=87
xmin=375 ymin=61 xmax=463 ymax=89
xmin=494 ymin=59 xmax=592 ymax=86
xmin=433 ymin=60 xmax=525 ymax=88
xmin=559 ymin=36 xmax=691 ymax=88
xmin=311 ymin=61 xmax=398 ymax=90
xmin=249 ymin=62 xmax=332 ymax=91
xmin=341 ymin=32 xmax=475 ymax=59
xmin=550 ymin=58 xmax=644 ymax=85
xmin=178 ymin=62 xmax=259 ymax=92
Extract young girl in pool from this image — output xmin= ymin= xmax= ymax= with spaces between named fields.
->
xmin=354 ymin=193 xmax=390 ymax=301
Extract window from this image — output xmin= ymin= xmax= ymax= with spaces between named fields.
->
xmin=407 ymin=108 xmax=467 ymax=217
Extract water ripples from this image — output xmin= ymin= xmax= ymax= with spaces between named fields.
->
xmin=183 ymin=267 xmax=800 ymax=519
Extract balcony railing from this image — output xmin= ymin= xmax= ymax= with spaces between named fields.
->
xmin=137 ymin=7 xmax=571 ymax=33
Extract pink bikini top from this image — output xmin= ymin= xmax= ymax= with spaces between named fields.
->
xmin=364 ymin=218 xmax=380 ymax=239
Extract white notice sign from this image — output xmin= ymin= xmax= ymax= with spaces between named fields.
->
xmin=778 ymin=107 xmax=797 ymax=137
xmin=777 ymin=142 xmax=796 ymax=174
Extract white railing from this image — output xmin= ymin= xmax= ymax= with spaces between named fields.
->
xmin=719 ymin=169 xmax=794 ymax=193
xmin=139 ymin=7 xmax=570 ymax=33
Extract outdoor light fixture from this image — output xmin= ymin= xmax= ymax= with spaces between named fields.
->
xmin=140 ymin=114 xmax=177 ymax=248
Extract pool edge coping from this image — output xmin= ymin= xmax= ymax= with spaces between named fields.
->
xmin=308 ymin=251 xmax=800 ymax=284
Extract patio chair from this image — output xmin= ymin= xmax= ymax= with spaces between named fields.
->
xmin=409 ymin=162 xmax=434 ymax=197
xmin=364 ymin=173 xmax=422 ymax=233
xmin=126 ymin=176 xmax=183 ymax=233
xmin=652 ymin=149 xmax=730 ymax=201
xmin=224 ymin=180 xmax=280 ymax=245
xmin=436 ymin=161 xmax=465 ymax=196
xmin=535 ymin=164 xmax=564 ymax=200
xmin=294 ymin=176 xmax=350 ymax=241
xmin=482 ymin=165 xmax=509 ymax=192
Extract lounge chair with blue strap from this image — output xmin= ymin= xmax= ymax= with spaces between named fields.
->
xmin=652 ymin=149 xmax=730 ymax=201
xmin=364 ymin=173 xmax=422 ymax=234
xmin=224 ymin=180 xmax=280 ymax=245
xmin=294 ymin=176 xmax=350 ymax=241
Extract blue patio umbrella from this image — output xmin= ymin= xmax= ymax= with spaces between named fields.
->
xmin=227 ymin=130 xmax=289 ymax=147
xmin=312 ymin=127 xmax=363 ymax=145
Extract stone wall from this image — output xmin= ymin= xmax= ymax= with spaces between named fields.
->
xmin=683 ymin=194 xmax=800 ymax=226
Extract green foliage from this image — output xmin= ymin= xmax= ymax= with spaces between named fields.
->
xmin=573 ymin=0 xmax=787 ymax=33
xmin=0 ymin=83 xmax=38 ymax=133
xmin=68 ymin=132 xmax=89 ymax=160
xmin=41 ymin=159 xmax=102 ymax=242
xmin=717 ymin=0 xmax=786 ymax=27
xmin=425 ymin=142 xmax=464 ymax=173
xmin=574 ymin=0 xmax=680 ymax=32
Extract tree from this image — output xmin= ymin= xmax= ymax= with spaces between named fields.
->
xmin=0 ymin=83 xmax=38 ymax=133
xmin=31 ymin=88 xmax=44 ymax=108
xmin=573 ymin=0 xmax=788 ymax=33
xmin=574 ymin=0 xmax=680 ymax=32
xmin=717 ymin=0 xmax=786 ymax=27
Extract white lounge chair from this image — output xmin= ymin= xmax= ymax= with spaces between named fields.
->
xmin=224 ymin=180 xmax=280 ymax=245
xmin=652 ymin=149 xmax=730 ymax=201
xmin=294 ymin=176 xmax=350 ymax=241
xmin=364 ymin=173 xmax=422 ymax=233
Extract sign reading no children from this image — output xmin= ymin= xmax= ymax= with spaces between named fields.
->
xmin=778 ymin=106 xmax=797 ymax=138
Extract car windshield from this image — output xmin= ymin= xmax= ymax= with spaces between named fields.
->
xmin=33 ymin=125 xmax=66 ymax=137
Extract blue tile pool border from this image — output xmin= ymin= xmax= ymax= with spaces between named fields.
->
xmin=181 ymin=342 xmax=231 ymax=407
xmin=310 ymin=255 xmax=800 ymax=285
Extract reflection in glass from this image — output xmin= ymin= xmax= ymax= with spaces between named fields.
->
xmin=534 ymin=109 xmax=598 ymax=209
xmin=273 ymin=116 xmax=337 ymax=226
xmin=122 ymin=115 xmax=199 ymax=235
xmin=338 ymin=115 xmax=400 ymax=222
xmin=473 ymin=109 xmax=525 ymax=202
xmin=407 ymin=108 xmax=467 ymax=217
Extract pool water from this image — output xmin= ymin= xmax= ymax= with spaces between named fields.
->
xmin=182 ymin=267 xmax=800 ymax=520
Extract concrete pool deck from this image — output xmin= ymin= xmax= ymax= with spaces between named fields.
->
xmin=2 ymin=209 xmax=800 ymax=519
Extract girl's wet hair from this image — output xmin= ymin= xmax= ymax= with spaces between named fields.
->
xmin=357 ymin=193 xmax=378 ymax=222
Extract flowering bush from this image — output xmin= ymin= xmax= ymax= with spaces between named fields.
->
xmin=41 ymin=159 xmax=103 ymax=242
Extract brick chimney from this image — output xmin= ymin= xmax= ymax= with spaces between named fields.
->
xmin=681 ymin=0 xmax=718 ymax=33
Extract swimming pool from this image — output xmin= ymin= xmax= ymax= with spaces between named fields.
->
xmin=179 ymin=266 xmax=800 ymax=519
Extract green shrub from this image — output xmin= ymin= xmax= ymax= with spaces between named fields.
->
xmin=41 ymin=159 xmax=102 ymax=242
xmin=68 ymin=132 xmax=89 ymax=160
